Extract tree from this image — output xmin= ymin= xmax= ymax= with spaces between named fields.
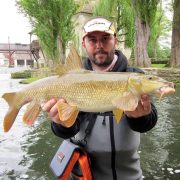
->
xmin=16 ymin=0 xmax=78 ymax=64
xmin=93 ymin=0 xmax=135 ymax=48
xmin=93 ymin=0 xmax=163 ymax=67
xmin=170 ymin=0 xmax=180 ymax=67
xmin=132 ymin=0 xmax=160 ymax=67
xmin=148 ymin=2 xmax=171 ymax=61
xmin=88 ymin=0 xmax=169 ymax=67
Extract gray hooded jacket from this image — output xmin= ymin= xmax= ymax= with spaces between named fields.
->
xmin=51 ymin=50 xmax=158 ymax=180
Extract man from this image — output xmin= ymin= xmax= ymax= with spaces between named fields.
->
xmin=42 ymin=17 xmax=157 ymax=180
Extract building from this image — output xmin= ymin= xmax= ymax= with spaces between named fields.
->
xmin=0 ymin=43 xmax=34 ymax=67
xmin=0 ymin=41 xmax=45 ymax=68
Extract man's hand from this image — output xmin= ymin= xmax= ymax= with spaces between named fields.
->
xmin=41 ymin=98 xmax=66 ymax=124
xmin=124 ymin=95 xmax=151 ymax=118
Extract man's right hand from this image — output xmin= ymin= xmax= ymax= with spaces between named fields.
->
xmin=41 ymin=98 xmax=66 ymax=124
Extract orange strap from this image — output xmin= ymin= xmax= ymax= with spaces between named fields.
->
xmin=78 ymin=151 xmax=92 ymax=180
xmin=59 ymin=150 xmax=92 ymax=180
xmin=59 ymin=151 xmax=80 ymax=180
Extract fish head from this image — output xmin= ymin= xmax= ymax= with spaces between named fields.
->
xmin=128 ymin=74 xmax=175 ymax=97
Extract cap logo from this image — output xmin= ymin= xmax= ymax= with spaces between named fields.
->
xmin=84 ymin=18 xmax=112 ymax=33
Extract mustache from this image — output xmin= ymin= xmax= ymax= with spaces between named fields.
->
xmin=94 ymin=49 xmax=108 ymax=55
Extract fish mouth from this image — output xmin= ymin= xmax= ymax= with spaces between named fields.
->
xmin=158 ymin=82 xmax=175 ymax=96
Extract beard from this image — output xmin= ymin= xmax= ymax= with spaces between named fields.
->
xmin=88 ymin=48 xmax=115 ymax=67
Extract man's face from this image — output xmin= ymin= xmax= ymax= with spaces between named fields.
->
xmin=82 ymin=31 xmax=117 ymax=67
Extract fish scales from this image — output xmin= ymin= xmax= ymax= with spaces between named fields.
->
xmin=1 ymin=47 xmax=175 ymax=132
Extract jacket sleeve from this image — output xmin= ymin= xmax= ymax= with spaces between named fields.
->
xmin=50 ymin=112 xmax=86 ymax=139
xmin=126 ymin=103 xmax=158 ymax=133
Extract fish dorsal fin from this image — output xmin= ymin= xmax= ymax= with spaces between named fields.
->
xmin=56 ymin=46 xmax=83 ymax=75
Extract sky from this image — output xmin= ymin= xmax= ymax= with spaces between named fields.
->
xmin=0 ymin=0 xmax=36 ymax=44
xmin=0 ymin=0 xmax=172 ymax=46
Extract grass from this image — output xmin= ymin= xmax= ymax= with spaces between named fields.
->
xmin=19 ymin=77 xmax=40 ymax=84
xmin=151 ymin=64 xmax=166 ymax=68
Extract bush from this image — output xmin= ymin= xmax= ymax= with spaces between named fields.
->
xmin=148 ymin=45 xmax=171 ymax=61
xmin=11 ymin=70 xmax=32 ymax=79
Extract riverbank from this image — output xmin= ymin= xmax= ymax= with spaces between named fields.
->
xmin=3 ymin=66 xmax=180 ymax=86
xmin=142 ymin=68 xmax=180 ymax=85
xmin=30 ymin=67 xmax=180 ymax=86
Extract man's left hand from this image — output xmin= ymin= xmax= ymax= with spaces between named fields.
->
xmin=124 ymin=95 xmax=151 ymax=118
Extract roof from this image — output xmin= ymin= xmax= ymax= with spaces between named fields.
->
xmin=0 ymin=43 xmax=30 ymax=52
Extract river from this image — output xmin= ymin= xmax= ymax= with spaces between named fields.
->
xmin=0 ymin=68 xmax=179 ymax=180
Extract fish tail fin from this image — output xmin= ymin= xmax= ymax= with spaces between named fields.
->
xmin=56 ymin=46 xmax=83 ymax=75
xmin=3 ymin=106 xmax=20 ymax=132
xmin=2 ymin=92 xmax=16 ymax=107
xmin=2 ymin=92 xmax=20 ymax=132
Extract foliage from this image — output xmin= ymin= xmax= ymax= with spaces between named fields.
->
xmin=93 ymin=0 xmax=134 ymax=48
xmin=133 ymin=0 xmax=160 ymax=24
xmin=11 ymin=70 xmax=32 ymax=79
xmin=148 ymin=2 xmax=171 ymax=60
xmin=16 ymin=0 xmax=78 ymax=63
xmin=150 ymin=46 xmax=171 ymax=61
xmin=93 ymin=0 xmax=115 ymax=17
xmin=116 ymin=0 xmax=134 ymax=47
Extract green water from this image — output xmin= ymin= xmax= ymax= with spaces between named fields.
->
xmin=0 ymin=71 xmax=179 ymax=180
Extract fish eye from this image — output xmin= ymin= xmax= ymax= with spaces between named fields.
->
xmin=147 ymin=76 xmax=154 ymax=80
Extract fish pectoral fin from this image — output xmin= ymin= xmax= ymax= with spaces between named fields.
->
xmin=112 ymin=92 xmax=139 ymax=111
xmin=56 ymin=101 xmax=79 ymax=128
xmin=113 ymin=109 xmax=123 ymax=123
xmin=23 ymin=102 xmax=41 ymax=125
xmin=3 ymin=107 xmax=20 ymax=132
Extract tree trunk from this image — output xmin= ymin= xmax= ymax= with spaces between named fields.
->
xmin=170 ymin=0 xmax=180 ymax=67
xmin=134 ymin=16 xmax=151 ymax=67
xmin=57 ymin=35 xmax=65 ymax=64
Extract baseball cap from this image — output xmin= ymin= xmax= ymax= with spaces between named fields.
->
xmin=82 ymin=17 xmax=116 ymax=38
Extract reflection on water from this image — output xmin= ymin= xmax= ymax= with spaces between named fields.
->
xmin=140 ymin=89 xmax=180 ymax=180
xmin=0 ymin=69 xmax=180 ymax=180
xmin=0 ymin=70 xmax=60 ymax=180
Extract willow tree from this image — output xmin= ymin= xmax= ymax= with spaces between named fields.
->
xmin=133 ymin=0 xmax=160 ymax=67
xmin=93 ymin=0 xmax=135 ymax=48
xmin=16 ymin=0 xmax=78 ymax=64
xmin=170 ymin=0 xmax=180 ymax=67
xmin=148 ymin=2 xmax=171 ymax=60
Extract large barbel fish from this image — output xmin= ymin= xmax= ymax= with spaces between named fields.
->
xmin=2 ymin=47 xmax=175 ymax=132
